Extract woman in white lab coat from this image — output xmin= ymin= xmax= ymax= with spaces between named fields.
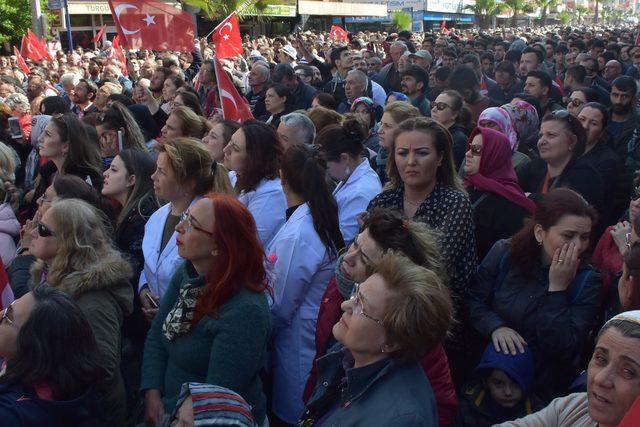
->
xmin=266 ymin=144 xmax=345 ymax=425
xmin=316 ymin=118 xmax=382 ymax=243
xmin=223 ymin=120 xmax=287 ymax=246
xmin=139 ymin=138 xmax=231 ymax=321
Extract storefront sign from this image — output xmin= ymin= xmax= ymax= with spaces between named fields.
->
xmin=426 ymin=0 xmax=474 ymax=14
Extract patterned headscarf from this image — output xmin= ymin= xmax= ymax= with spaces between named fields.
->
xmin=169 ymin=383 xmax=256 ymax=427
xmin=478 ymin=107 xmax=518 ymax=151
xmin=501 ymin=101 xmax=540 ymax=151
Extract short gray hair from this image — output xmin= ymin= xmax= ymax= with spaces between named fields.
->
xmin=4 ymin=93 xmax=30 ymax=113
xmin=280 ymin=112 xmax=316 ymax=145
xmin=391 ymin=41 xmax=408 ymax=53
xmin=60 ymin=73 xmax=80 ymax=89
xmin=347 ymin=69 xmax=368 ymax=87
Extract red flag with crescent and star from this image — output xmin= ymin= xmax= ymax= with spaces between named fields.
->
xmin=213 ymin=57 xmax=253 ymax=122
xmin=13 ymin=46 xmax=30 ymax=75
xmin=108 ymin=0 xmax=194 ymax=51
xmin=212 ymin=12 xmax=243 ymax=59
xmin=21 ymin=31 xmax=52 ymax=62
xmin=329 ymin=25 xmax=349 ymax=42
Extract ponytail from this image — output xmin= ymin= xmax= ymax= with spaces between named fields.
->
xmin=281 ymin=145 xmax=345 ymax=256
xmin=315 ymin=118 xmax=365 ymax=161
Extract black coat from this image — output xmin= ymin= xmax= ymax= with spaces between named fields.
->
xmin=467 ymin=239 xmax=601 ymax=402
xmin=469 ymin=190 xmax=530 ymax=262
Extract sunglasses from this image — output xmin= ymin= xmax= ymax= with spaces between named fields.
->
xmin=468 ymin=144 xmax=483 ymax=156
xmin=0 ymin=304 xmax=14 ymax=327
xmin=432 ymin=102 xmax=451 ymax=111
xmin=37 ymin=222 xmax=55 ymax=238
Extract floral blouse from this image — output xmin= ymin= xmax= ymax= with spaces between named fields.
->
xmin=367 ymin=183 xmax=477 ymax=301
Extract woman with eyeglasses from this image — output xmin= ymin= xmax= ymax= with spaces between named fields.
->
xmin=367 ymin=116 xmax=476 ymax=385
xmin=299 ymin=252 xmax=452 ymax=426
xmin=224 ymin=120 xmax=286 ymax=246
xmin=431 ymin=90 xmax=472 ymax=169
xmin=266 ymin=144 xmax=345 ymax=425
xmin=141 ymin=194 xmax=271 ymax=427
xmin=0 ymin=285 xmax=107 ymax=426
xmin=303 ymin=209 xmax=459 ymax=427
xmin=519 ymin=110 xmax=605 ymax=217
xmin=95 ymin=101 xmax=148 ymax=169
xmin=567 ymin=88 xmax=598 ymax=117
xmin=140 ymin=138 xmax=231 ymax=323
xmin=376 ymin=101 xmax=421 ymax=182
xmin=28 ymin=113 xmax=103 ymax=219
xmin=463 ymin=127 xmax=536 ymax=260
xmin=28 ymin=198 xmax=134 ymax=425
xmin=315 ymin=118 xmax=382 ymax=243
xmin=467 ymin=188 xmax=601 ymax=404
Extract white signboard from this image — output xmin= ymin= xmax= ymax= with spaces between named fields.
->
xmin=426 ymin=0 xmax=474 ymax=14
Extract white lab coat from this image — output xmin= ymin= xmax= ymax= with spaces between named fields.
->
xmin=230 ymin=171 xmax=287 ymax=246
xmin=333 ymin=159 xmax=382 ymax=243
xmin=265 ymin=203 xmax=337 ymax=424
xmin=138 ymin=199 xmax=199 ymax=298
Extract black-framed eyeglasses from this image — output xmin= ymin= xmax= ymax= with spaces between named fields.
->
xmin=350 ymin=283 xmax=382 ymax=324
xmin=37 ymin=222 xmax=55 ymax=238
xmin=179 ymin=211 xmax=214 ymax=237
xmin=432 ymin=102 xmax=451 ymax=111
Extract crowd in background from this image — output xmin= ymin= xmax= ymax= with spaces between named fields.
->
xmin=1 ymin=22 xmax=640 ymax=426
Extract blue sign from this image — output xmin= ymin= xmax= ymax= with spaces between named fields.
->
xmin=413 ymin=10 xmax=424 ymax=31
xmin=48 ymin=0 xmax=62 ymax=9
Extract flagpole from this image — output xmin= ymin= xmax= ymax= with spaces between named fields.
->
xmin=204 ymin=1 xmax=253 ymax=40
xmin=63 ymin=0 xmax=73 ymax=51
xmin=211 ymin=55 xmax=225 ymax=119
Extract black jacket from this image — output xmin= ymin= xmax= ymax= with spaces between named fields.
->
xmin=467 ymin=239 xmax=601 ymax=402
xmin=290 ymin=78 xmax=317 ymax=111
xmin=469 ymin=190 xmax=530 ymax=262
xmin=518 ymin=157 xmax=605 ymax=216
xmin=449 ymin=123 xmax=470 ymax=169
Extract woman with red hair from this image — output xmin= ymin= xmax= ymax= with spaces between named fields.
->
xmin=140 ymin=193 xmax=272 ymax=427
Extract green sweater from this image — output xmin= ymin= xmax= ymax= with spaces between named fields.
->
xmin=141 ymin=262 xmax=272 ymax=422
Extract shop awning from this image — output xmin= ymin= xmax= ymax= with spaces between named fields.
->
xmin=67 ymin=0 xmax=180 ymax=15
xmin=298 ymin=1 xmax=388 ymax=16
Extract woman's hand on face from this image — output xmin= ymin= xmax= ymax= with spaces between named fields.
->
xmin=20 ymin=219 xmax=36 ymax=248
xmin=491 ymin=326 xmax=527 ymax=355
xmin=548 ymin=243 xmax=580 ymax=292
xmin=610 ymin=221 xmax=632 ymax=254
xmin=144 ymin=389 xmax=165 ymax=426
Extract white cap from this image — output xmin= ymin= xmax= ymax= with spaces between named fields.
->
xmin=282 ymin=45 xmax=297 ymax=60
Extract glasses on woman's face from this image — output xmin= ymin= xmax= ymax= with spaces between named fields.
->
xmin=37 ymin=222 xmax=55 ymax=238
xmin=179 ymin=210 xmax=214 ymax=237
xmin=350 ymin=283 xmax=382 ymax=324
xmin=468 ymin=144 xmax=483 ymax=156
xmin=432 ymin=102 xmax=451 ymax=111
xmin=0 ymin=303 xmax=15 ymax=327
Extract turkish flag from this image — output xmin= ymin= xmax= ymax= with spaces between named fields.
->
xmin=330 ymin=25 xmax=349 ymax=42
xmin=213 ymin=58 xmax=253 ymax=122
xmin=13 ymin=46 xmax=30 ymax=75
xmin=21 ymin=33 xmax=45 ymax=62
xmin=108 ymin=35 xmax=129 ymax=76
xmin=212 ymin=12 xmax=243 ymax=59
xmin=92 ymin=25 xmax=106 ymax=43
xmin=108 ymin=0 xmax=195 ymax=51
xmin=28 ymin=30 xmax=54 ymax=62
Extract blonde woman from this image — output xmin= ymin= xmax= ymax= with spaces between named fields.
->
xmin=29 ymin=198 xmax=133 ymax=426
xmin=159 ymin=106 xmax=211 ymax=143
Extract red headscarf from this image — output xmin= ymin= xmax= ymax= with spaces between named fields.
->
xmin=464 ymin=127 xmax=536 ymax=214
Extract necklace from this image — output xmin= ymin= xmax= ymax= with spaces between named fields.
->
xmin=403 ymin=194 xmax=423 ymax=207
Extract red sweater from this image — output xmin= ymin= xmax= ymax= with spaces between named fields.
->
xmin=303 ymin=277 xmax=459 ymax=427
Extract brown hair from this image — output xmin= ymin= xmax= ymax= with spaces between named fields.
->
xmin=510 ymin=188 xmax=598 ymax=275
xmin=382 ymin=101 xmax=420 ymax=125
xmin=234 ymin=120 xmax=281 ymax=194
xmin=374 ymin=252 xmax=452 ymax=362
xmin=307 ymin=106 xmax=343 ymax=134
xmin=170 ymin=105 xmax=211 ymax=139
xmin=386 ymin=117 xmax=463 ymax=192
xmin=155 ymin=137 xmax=231 ymax=196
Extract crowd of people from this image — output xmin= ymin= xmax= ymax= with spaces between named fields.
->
xmin=1 ymin=21 xmax=640 ymax=426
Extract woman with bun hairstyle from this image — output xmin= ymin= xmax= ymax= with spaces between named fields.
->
xmin=266 ymin=144 xmax=345 ymax=425
xmin=316 ymin=118 xmax=382 ymax=242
